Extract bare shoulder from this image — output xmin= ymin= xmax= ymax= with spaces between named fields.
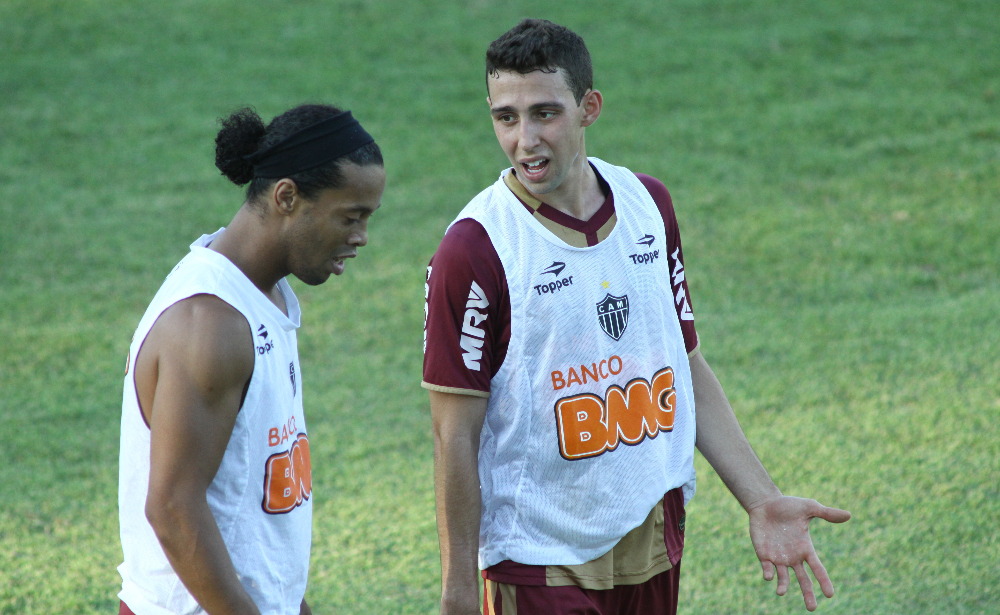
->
xmin=136 ymin=295 xmax=254 ymax=417
xmin=156 ymin=294 xmax=254 ymax=385
xmin=141 ymin=295 xmax=256 ymax=512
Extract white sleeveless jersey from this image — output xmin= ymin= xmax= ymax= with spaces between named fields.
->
xmin=451 ymin=158 xmax=697 ymax=568
xmin=118 ymin=229 xmax=312 ymax=615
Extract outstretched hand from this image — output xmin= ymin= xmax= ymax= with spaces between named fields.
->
xmin=747 ymin=495 xmax=851 ymax=611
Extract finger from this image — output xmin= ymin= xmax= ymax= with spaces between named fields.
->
xmin=761 ymin=560 xmax=775 ymax=581
xmin=814 ymin=505 xmax=852 ymax=524
xmin=776 ymin=565 xmax=790 ymax=596
xmin=807 ymin=552 xmax=835 ymax=598
xmin=793 ymin=562 xmax=817 ymax=611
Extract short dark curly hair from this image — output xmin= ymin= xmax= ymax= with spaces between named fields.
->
xmin=485 ymin=19 xmax=593 ymax=105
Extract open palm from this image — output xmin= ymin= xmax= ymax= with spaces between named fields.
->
xmin=747 ymin=495 xmax=851 ymax=611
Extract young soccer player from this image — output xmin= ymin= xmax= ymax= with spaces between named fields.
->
xmin=118 ymin=104 xmax=384 ymax=615
xmin=422 ymin=19 xmax=850 ymax=615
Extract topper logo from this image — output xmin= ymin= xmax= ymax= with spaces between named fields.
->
xmin=628 ymin=249 xmax=660 ymax=265
xmin=542 ymin=261 xmax=567 ymax=276
xmin=534 ymin=275 xmax=574 ymax=296
xmin=256 ymin=325 xmax=275 ymax=354
xmin=555 ymin=367 xmax=676 ymax=460
xmin=262 ymin=433 xmax=312 ymax=514
xmin=459 ymin=280 xmax=489 ymax=370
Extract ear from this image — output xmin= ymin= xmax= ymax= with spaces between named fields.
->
xmin=486 ymin=95 xmax=492 ymax=107
xmin=580 ymin=89 xmax=603 ymax=128
xmin=270 ymin=179 xmax=300 ymax=216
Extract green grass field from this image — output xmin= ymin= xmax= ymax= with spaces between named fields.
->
xmin=1 ymin=0 xmax=998 ymax=613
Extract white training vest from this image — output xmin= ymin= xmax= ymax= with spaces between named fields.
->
xmin=118 ymin=229 xmax=312 ymax=615
xmin=451 ymin=158 xmax=697 ymax=569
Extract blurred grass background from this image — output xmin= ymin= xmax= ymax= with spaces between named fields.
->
xmin=1 ymin=0 xmax=997 ymax=613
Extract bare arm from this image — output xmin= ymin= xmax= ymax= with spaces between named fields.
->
xmin=690 ymin=347 xmax=851 ymax=611
xmin=690 ymin=347 xmax=781 ymax=509
xmin=430 ymin=390 xmax=487 ymax=615
xmin=138 ymin=295 xmax=260 ymax=615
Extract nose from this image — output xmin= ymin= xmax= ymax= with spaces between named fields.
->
xmin=518 ymin=119 xmax=541 ymax=152
xmin=349 ymin=222 xmax=369 ymax=247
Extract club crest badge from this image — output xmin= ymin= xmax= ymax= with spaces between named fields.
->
xmin=596 ymin=294 xmax=629 ymax=340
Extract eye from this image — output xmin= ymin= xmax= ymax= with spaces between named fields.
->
xmin=495 ymin=113 xmax=515 ymax=124
xmin=346 ymin=210 xmax=373 ymax=224
xmin=538 ymin=110 xmax=556 ymax=120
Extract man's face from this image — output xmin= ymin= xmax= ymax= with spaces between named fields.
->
xmin=285 ymin=162 xmax=385 ymax=286
xmin=488 ymin=68 xmax=597 ymax=196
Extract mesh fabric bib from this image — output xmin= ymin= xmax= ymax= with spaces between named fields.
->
xmin=452 ymin=158 xmax=697 ymax=568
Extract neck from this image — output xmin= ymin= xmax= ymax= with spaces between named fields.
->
xmin=523 ymin=151 xmax=605 ymax=222
xmin=208 ymin=204 xmax=290 ymax=308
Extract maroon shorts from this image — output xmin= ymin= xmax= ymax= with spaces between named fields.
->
xmin=484 ymin=563 xmax=681 ymax=615
xmin=118 ymin=601 xmax=135 ymax=615
xmin=483 ymin=488 xmax=685 ymax=615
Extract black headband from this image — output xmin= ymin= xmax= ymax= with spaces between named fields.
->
xmin=243 ymin=110 xmax=375 ymax=179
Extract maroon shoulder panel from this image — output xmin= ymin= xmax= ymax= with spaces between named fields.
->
xmin=635 ymin=174 xmax=699 ymax=354
xmin=423 ymin=219 xmax=511 ymax=395
xmin=422 ymin=172 xmax=697 ymax=397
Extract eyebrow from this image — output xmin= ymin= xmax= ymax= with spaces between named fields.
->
xmin=490 ymin=101 xmax=566 ymax=115
xmin=344 ymin=203 xmax=379 ymax=214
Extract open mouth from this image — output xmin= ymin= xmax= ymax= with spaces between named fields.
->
xmin=520 ymin=158 xmax=549 ymax=181
xmin=330 ymin=253 xmax=355 ymax=275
